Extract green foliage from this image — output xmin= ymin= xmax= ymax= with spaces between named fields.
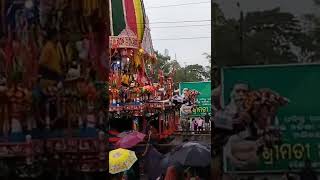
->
xmin=153 ymin=51 xmax=210 ymax=87
xmin=213 ymin=3 xmax=320 ymax=66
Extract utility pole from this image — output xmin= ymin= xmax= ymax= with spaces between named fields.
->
xmin=237 ymin=2 xmax=244 ymax=62
xmin=184 ymin=62 xmax=187 ymax=82
xmin=240 ymin=11 xmax=244 ymax=62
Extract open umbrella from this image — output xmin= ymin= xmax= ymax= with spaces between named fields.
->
xmin=116 ymin=131 xmax=146 ymax=148
xmin=117 ymin=131 xmax=132 ymax=138
xmin=160 ymin=153 xmax=181 ymax=173
xmin=109 ymin=148 xmax=137 ymax=174
xmin=143 ymin=146 xmax=164 ymax=179
xmin=170 ymin=142 xmax=211 ymax=167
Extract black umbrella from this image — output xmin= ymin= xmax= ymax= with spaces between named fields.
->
xmin=170 ymin=142 xmax=211 ymax=167
xmin=171 ymin=141 xmax=210 ymax=153
xmin=160 ymin=153 xmax=182 ymax=174
xmin=143 ymin=146 xmax=164 ymax=179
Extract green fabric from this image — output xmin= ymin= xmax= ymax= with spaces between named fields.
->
xmin=111 ymin=0 xmax=126 ymax=35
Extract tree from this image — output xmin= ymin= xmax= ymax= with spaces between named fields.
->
xmin=203 ymin=52 xmax=212 ymax=81
xmin=176 ymin=64 xmax=210 ymax=82
xmin=300 ymin=1 xmax=320 ymax=62
xmin=153 ymin=51 xmax=210 ymax=85
xmin=244 ymin=8 xmax=305 ymax=64
xmin=203 ymin=53 xmax=211 ymax=64
xmin=214 ymin=4 xmax=315 ymax=66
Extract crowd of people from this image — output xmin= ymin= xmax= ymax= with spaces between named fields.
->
xmin=181 ymin=112 xmax=211 ymax=133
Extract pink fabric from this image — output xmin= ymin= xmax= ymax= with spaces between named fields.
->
xmin=197 ymin=119 xmax=204 ymax=127
xmin=115 ymin=131 xmax=146 ymax=149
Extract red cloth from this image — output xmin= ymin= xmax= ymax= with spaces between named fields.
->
xmin=150 ymin=127 xmax=159 ymax=141
xmin=124 ymin=0 xmax=137 ymax=35
xmin=164 ymin=166 xmax=177 ymax=180
xmin=108 ymin=137 xmax=120 ymax=143
xmin=159 ymin=70 xmax=164 ymax=85
xmin=108 ymin=130 xmax=120 ymax=136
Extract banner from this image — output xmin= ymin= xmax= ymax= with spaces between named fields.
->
xmin=221 ymin=64 xmax=320 ymax=173
xmin=179 ymin=82 xmax=211 ymax=117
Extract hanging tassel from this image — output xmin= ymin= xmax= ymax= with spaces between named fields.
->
xmin=133 ymin=52 xmax=141 ymax=68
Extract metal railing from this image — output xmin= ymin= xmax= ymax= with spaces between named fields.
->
xmin=174 ymin=130 xmax=211 ymax=135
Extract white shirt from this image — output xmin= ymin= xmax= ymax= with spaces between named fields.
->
xmin=11 ymin=118 xmax=22 ymax=133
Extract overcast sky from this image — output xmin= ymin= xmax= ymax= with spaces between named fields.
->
xmin=143 ymin=0 xmax=211 ymax=67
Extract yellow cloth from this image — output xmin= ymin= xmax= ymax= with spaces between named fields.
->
xmin=133 ymin=53 xmax=141 ymax=68
xmin=121 ymin=74 xmax=129 ymax=85
xmin=39 ymin=41 xmax=62 ymax=75
xmin=133 ymin=0 xmax=144 ymax=41
xmin=57 ymin=42 xmax=66 ymax=67
xmin=65 ymin=43 xmax=74 ymax=64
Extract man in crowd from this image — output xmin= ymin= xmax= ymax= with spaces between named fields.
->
xmin=204 ymin=112 xmax=210 ymax=131
xmin=197 ymin=117 xmax=204 ymax=132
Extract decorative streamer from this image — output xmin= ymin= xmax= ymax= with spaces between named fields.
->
xmin=111 ymin=0 xmax=126 ymax=36
xmin=109 ymin=0 xmax=114 ymax=36
xmin=133 ymin=0 xmax=144 ymax=42
xmin=124 ymin=0 xmax=137 ymax=35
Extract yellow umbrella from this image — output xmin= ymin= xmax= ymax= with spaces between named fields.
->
xmin=109 ymin=148 xmax=137 ymax=174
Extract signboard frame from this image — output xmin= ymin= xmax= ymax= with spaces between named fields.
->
xmin=179 ymin=81 xmax=211 ymax=117
xmin=221 ymin=63 xmax=320 ymax=173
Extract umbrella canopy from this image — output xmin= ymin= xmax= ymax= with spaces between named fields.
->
xmin=115 ymin=131 xmax=146 ymax=148
xmin=160 ymin=153 xmax=182 ymax=174
xmin=143 ymin=146 xmax=164 ymax=179
xmin=117 ymin=131 xmax=133 ymax=138
xmin=109 ymin=148 xmax=137 ymax=174
xmin=170 ymin=142 xmax=211 ymax=167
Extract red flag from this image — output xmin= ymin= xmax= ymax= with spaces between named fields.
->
xmin=158 ymin=70 xmax=164 ymax=85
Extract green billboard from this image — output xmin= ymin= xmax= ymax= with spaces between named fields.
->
xmin=222 ymin=64 xmax=320 ymax=173
xmin=179 ymin=81 xmax=211 ymax=117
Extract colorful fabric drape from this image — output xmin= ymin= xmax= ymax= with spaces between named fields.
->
xmin=110 ymin=0 xmax=148 ymax=44
xmin=111 ymin=0 xmax=126 ymax=36
xmin=133 ymin=0 xmax=144 ymax=42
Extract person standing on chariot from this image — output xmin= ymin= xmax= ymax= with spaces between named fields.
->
xmin=64 ymin=61 xmax=82 ymax=134
xmin=5 ymin=73 xmax=29 ymax=140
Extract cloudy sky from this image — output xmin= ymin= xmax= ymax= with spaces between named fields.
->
xmin=142 ymin=0 xmax=319 ymax=67
xmin=143 ymin=0 xmax=211 ymax=67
